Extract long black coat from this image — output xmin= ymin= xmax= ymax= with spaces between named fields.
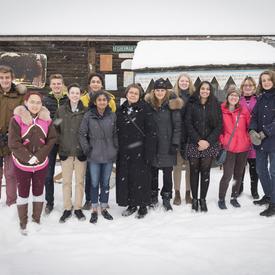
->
xmin=116 ymin=100 xmax=157 ymax=207
xmin=145 ymin=92 xmax=183 ymax=168
xmin=185 ymin=94 xmax=222 ymax=146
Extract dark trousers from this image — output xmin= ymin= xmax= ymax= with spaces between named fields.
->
xmin=151 ymin=167 xmax=173 ymax=197
xmin=189 ymin=157 xmax=212 ymax=200
xmin=219 ymin=151 xmax=248 ymax=200
xmin=15 ymin=166 xmax=48 ymax=199
xmin=256 ymin=150 xmax=275 ymax=203
xmin=84 ymin=163 xmax=91 ymax=202
xmin=44 ymin=144 xmax=58 ymax=205
xmin=240 ymin=158 xmax=258 ymax=193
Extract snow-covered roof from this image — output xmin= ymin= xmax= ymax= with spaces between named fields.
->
xmin=2 ymin=0 xmax=275 ymax=36
xmin=131 ymin=40 xmax=275 ymax=70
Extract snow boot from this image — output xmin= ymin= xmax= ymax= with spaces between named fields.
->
xmin=44 ymin=203 xmax=54 ymax=215
xmin=136 ymin=206 xmax=148 ymax=219
xmin=162 ymin=192 xmax=173 ymax=211
xmin=185 ymin=190 xmax=192 ymax=204
xmin=218 ymin=199 xmax=227 ymax=210
xmin=199 ymin=199 xmax=208 ymax=212
xmin=192 ymin=198 xmax=199 ymax=212
xmin=150 ymin=190 xmax=159 ymax=208
xmin=251 ymin=183 xmax=259 ymax=200
xmin=122 ymin=206 xmax=137 ymax=217
xmin=17 ymin=204 xmax=28 ymax=235
xmin=32 ymin=202 xmax=43 ymax=224
xmin=230 ymin=198 xmax=241 ymax=208
xmin=259 ymin=203 xmax=275 ymax=217
xmin=173 ymin=190 xmax=181 ymax=205
xmin=253 ymin=195 xmax=270 ymax=206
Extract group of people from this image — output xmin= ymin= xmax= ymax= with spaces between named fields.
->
xmin=0 ymin=64 xmax=275 ymax=236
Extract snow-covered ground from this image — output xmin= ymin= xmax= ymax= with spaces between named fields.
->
xmin=0 ymin=165 xmax=274 ymax=275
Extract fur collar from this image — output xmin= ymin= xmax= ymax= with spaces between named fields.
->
xmin=144 ymin=91 xmax=183 ymax=110
xmin=14 ymin=105 xmax=51 ymax=125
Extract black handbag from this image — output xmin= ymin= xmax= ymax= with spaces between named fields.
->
xmin=215 ymin=110 xmax=241 ymax=166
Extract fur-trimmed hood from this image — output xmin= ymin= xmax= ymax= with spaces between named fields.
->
xmin=13 ymin=105 xmax=51 ymax=125
xmin=144 ymin=91 xmax=184 ymax=110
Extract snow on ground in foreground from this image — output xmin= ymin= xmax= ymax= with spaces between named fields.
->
xmin=0 ymin=166 xmax=274 ymax=275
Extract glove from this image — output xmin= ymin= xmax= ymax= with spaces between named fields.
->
xmin=0 ymin=133 xmax=8 ymax=148
xmin=259 ymin=131 xmax=266 ymax=140
xmin=249 ymin=130 xmax=261 ymax=146
xmin=169 ymin=144 xmax=178 ymax=155
xmin=53 ymin=118 xmax=63 ymax=127
xmin=28 ymin=156 xmax=38 ymax=165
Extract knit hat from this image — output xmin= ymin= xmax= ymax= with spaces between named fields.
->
xmin=226 ymin=85 xmax=241 ymax=98
xmin=153 ymin=78 xmax=173 ymax=89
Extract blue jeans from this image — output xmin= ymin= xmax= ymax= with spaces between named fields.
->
xmin=89 ymin=162 xmax=113 ymax=208
xmin=256 ymin=150 xmax=275 ymax=203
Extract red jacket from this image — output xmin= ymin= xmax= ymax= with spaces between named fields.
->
xmin=219 ymin=102 xmax=251 ymax=153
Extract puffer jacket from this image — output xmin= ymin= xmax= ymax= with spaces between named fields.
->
xmin=145 ymin=92 xmax=183 ymax=167
xmin=8 ymin=105 xmax=56 ymax=172
xmin=0 ymin=83 xmax=27 ymax=156
xmin=79 ymin=106 xmax=118 ymax=163
xmin=219 ymin=102 xmax=251 ymax=153
xmin=54 ymin=100 xmax=87 ymax=160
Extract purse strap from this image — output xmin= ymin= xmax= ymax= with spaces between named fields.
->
xmin=225 ymin=110 xmax=241 ymax=150
xmin=125 ymin=113 xmax=145 ymax=137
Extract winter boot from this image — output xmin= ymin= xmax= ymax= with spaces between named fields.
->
xmin=17 ymin=204 xmax=28 ymax=235
xmin=259 ymin=203 xmax=275 ymax=217
xmin=32 ymin=202 xmax=44 ymax=224
xmin=122 ymin=206 xmax=137 ymax=217
xmin=192 ymin=199 xmax=199 ymax=212
xmin=199 ymin=199 xmax=208 ymax=212
xmin=136 ymin=206 xmax=148 ymax=219
xmin=150 ymin=190 xmax=159 ymax=208
xmin=44 ymin=203 xmax=54 ymax=215
xmin=218 ymin=199 xmax=227 ymax=210
xmin=162 ymin=192 xmax=173 ymax=211
xmin=230 ymin=198 xmax=241 ymax=208
xmin=185 ymin=190 xmax=192 ymax=204
xmin=238 ymin=182 xmax=244 ymax=196
xmin=173 ymin=190 xmax=181 ymax=205
xmin=253 ymin=195 xmax=271 ymax=206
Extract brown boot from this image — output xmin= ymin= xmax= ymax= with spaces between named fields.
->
xmin=32 ymin=202 xmax=44 ymax=224
xmin=173 ymin=190 xmax=181 ymax=205
xmin=185 ymin=191 xmax=192 ymax=204
xmin=17 ymin=204 xmax=28 ymax=234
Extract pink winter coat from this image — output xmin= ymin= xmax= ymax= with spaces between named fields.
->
xmin=239 ymin=96 xmax=257 ymax=158
xmin=219 ymin=102 xmax=251 ymax=153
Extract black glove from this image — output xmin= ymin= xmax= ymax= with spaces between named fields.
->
xmin=0 ymin=133 xmax=8 ymax=148
xmin=77 ymin=155 xmax=87 ymax=162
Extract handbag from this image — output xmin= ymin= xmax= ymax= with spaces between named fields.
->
xmin=215 ymin=110 xmax=241 ymax=166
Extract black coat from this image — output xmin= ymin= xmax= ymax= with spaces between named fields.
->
xmin=185 ymin=94 xmax=222 ymax=146
xmin=145 ymin=92 xmax=183 ymax=168
xmin=116 ymin=100 xmax=157 ymax=207
xmin=250 ymin=88 xmax=275 ymax=152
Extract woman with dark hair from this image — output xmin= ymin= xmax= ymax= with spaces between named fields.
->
xmin=8 ymin=91 xmax=56 ymax=235
xmin=79 ymin=91 xmax=117 ymax=224
xmin=218 ymin=86 xmax=251 ymax=210
xmin=145 ymin=78 xmax=183 ymax=211
xmin=185 ymin=81 xmax=222 ymax=212
xmin=250 ymin=70 xmax=275 ymax=217
xmin=116 ymin=83 xmax=157 ymax=219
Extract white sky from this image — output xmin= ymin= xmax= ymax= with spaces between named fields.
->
xmin=1 ymin=0 xmax=275 ymax=35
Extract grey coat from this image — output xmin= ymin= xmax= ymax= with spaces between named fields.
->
xmin=79 ymin=107 xmax=118 ymax=163
xmin=145 ymin=92 xmax=183 ymax=167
